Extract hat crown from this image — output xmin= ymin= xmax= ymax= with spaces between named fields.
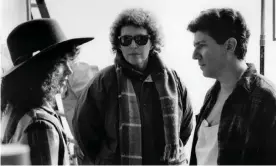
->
xmin=7 ymin=19 xmax=67 ymax=65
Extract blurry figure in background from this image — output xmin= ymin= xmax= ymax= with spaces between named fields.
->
xmin=187 ymin=8 xmax=276 ymax=165
xmin=73 ymin=8 xmax=194 ymax=165
xmin=61 ymin=62 xmax=98 ymax=165
xmin=62 ymin=61 xmax=99 ymax=133
xmin=1 ymin=19 xmax=93 ymax=165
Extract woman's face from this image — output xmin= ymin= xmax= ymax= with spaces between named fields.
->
xmin=119 ymin=26 xmax=152 ymax=71
xmin=48 ymin=55 xmax=74 ymax=95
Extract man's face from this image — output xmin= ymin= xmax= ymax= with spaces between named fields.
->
xmin=192 ymin=31 xmax=227 ymax=78
xmin=119 ymin=26 xmax=152 ymax=70
xmin=51 ymin=54 xmax=73 ymax=94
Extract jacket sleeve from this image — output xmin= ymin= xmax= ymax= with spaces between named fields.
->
xmin=173 ymin=71 xmax=194 ymax=146
xmin=25 ymin=120 xmax=60 ymax=165
xmin=72 ymin=74 xmax=106 ymax=163
xmin=262 ymin=93 xmax=276 ymax=164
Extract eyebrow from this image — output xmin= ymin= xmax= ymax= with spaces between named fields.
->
xmin=194 ymin=40 xmax=206 ymax=47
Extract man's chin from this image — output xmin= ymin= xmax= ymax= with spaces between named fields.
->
xmin=202 ymin=71 xmax=216 ymax=79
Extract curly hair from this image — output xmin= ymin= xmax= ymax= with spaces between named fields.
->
xmin=1 ymin=45 xmax=79 ymax=115
xmin=187 ymin=8 xmax=250 ymax=60
xmin=109 ymin=8 xmax=164 ymax=55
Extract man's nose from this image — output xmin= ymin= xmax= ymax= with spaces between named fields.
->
xmin=192 ymin=50 xmax=200 ymax=60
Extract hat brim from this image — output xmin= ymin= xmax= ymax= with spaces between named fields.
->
xmin=2 ymin=37 xmax=94 ymax=77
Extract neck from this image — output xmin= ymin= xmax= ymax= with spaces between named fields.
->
xmin=135 ymin=58 xmax=149 ymax=72
xmin=217 ymin=60 xmax=247 ymax=93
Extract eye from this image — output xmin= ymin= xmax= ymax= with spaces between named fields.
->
xmin=196 ymin=44 xmax=205 ymax=50
xmin=121 ymin=35 xmax=132 ymax=42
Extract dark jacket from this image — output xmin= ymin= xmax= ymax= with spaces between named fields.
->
xmin=190 ymin=64 xmax=276 ymax=165
xmin=73 ymin=55 xmax=193 ymax=164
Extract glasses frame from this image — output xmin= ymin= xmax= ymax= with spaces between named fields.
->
xmin=118 ymin=35 xmax=151 ymax=46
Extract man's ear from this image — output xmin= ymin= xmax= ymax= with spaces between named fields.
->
xmin=224 ymin=37 xmax=237 ymax=53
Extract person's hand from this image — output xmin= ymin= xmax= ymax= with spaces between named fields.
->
xmin=163 ymin=146 xmax=188 ymax=165
xmin=74 ymin=144 xmax=84 ymax=161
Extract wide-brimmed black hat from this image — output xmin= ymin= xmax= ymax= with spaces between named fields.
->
xmin=2 ymin=18 xmax=94 ymax=77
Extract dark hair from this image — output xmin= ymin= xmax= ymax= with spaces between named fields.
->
xmin=187 ymin=8 xmax=250 ymax=60
xmin=1 ymin=46 xmax=79 ymax=115
xmin=109 ymin=8 xmax=163 ymax=55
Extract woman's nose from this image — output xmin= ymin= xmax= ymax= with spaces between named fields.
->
xmin=65 ymin=62 xmax=73 ymax=75
xmin=129 ymin=39 xmax=138 ymax=48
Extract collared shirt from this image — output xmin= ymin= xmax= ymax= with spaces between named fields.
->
xmin=190 ymin=63 xmax=276 ymax=165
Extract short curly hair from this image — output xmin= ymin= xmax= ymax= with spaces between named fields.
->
xmin=109 ymin=8 xmax=163 ymax=55
xmin=187 ymin=8 xmax=250 ymax=60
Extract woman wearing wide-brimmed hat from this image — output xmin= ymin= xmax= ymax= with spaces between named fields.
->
xmin=1 ymin=19 xmax=93 ymax=165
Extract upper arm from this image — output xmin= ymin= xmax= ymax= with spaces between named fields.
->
xmin=72 ymin=74 xmax=106 ymax=160
xmin=173 ymin=70 xmax=194 ymax=145
xmin=25 ymin=120 xmax=60 ymax=165
xmin=262 ymin=92 xmax=276 ymax=164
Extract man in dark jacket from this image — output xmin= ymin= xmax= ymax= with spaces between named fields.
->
xmin=73 ymin=8 xmax=194 ymax=165
xmin=1 ymin=19 xmax=93 ymax=165
xmin=187 ymin=8 xmax=276 ymax=165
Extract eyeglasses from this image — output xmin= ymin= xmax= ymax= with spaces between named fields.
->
xmin=118 ymin=35 xmax=151 ymax=46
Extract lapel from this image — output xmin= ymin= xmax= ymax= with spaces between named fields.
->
xmin=195 ymin=81 xmax=220 ymax=131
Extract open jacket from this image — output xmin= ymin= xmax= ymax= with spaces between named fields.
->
xmin=190 ymin=64 xmax=276 ymax=165
xmin=73 ymin=54 xmax=194 ymax=164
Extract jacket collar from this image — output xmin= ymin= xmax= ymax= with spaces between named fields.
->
xmin=40 ymin=102 xmax=58 ymax=117
xmin=115 ymin=51 xmax=166 ymax=80
xmin=236 ymin=63 xmax=257 ymax=93
xmin=208 ymin=63 xmax=257 ymax=97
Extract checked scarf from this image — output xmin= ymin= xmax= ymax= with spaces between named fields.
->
xmin=116 ymin=54 xmax=181 ymax=165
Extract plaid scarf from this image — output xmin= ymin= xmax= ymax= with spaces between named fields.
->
xmin=115 ymin=54 xmax=181 ymax=165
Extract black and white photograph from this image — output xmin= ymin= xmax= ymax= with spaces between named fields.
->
xmin=1 ymin=0 xmax=276 ymax=165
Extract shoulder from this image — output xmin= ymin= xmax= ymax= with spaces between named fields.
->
xmin=92 ymin=65 xmax=116 ymax=82
xmin=24 ymin=110 xmax=60 ymax=141
xmin=250 ymin=74 xmax=276 ymax=100
xmin=88 ymin=65 xmax=116 ymax=91
xmin=24 ymin=108 xmax=62 ymax=133
xmin=24 ymin=118 xmax=60 ymax=145
xmin=79 ymin=65 xmax=117 ymax=102
xmin=250 ymin=74 xmax=276 ymax=124
xmin=25 ymin=118 xmax=57 ymax=131
xmin=98 ymin=65 xmax=116 ymax=78
xmin=168 ymin=68 xmax=188 ymax=91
